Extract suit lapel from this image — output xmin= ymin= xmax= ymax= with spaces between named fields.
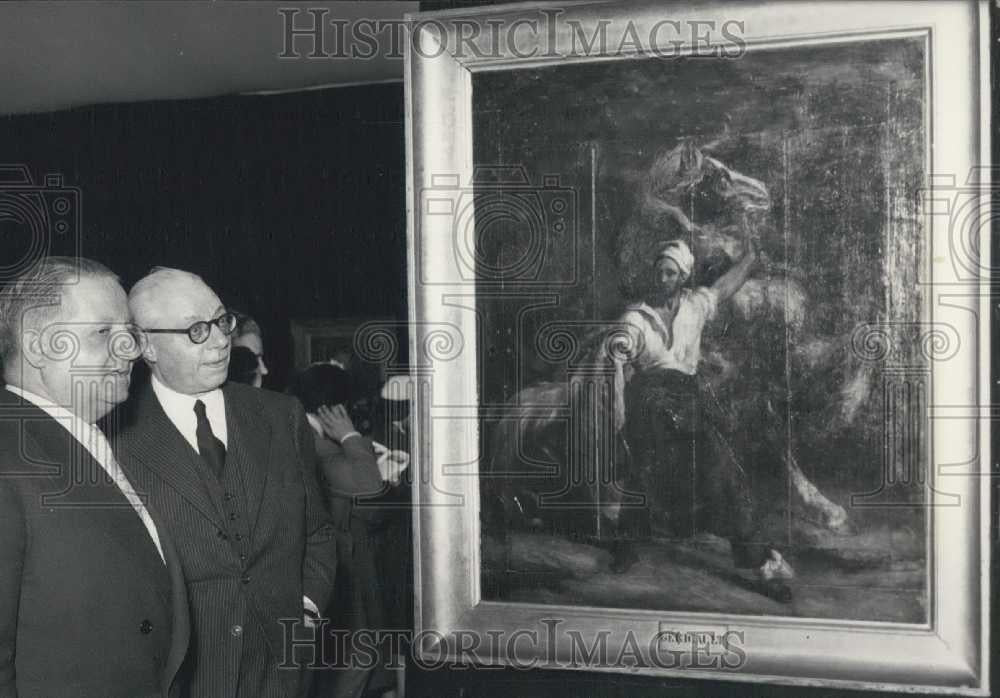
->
xmin=119 ymin=385 xmax=223 ymax=528
xmin=13 ymin=398 xmax=145 ymax=521
xmin=4 ymin=390 xmax=169 ymax=592
xmin=0 ymin=389 xmax=187 ymax=697
xmin=0 ymin=388 xmax=77 ymax=479
xmin=151 ymin=502 xmax=191 ymax=698
xmin=223 ymin=385 xmax=271 ymax=538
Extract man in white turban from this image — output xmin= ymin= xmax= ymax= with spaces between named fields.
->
xmin=654 ymin=239 xmax=695 ymax=280
xmin=613 ymin=237 xmax=749 ymax=385
xmin=609 ymin=234 xmax=796 ymax=593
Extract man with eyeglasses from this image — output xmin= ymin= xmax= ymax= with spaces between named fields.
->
xmin=0 ymin=256 xmax=189 ymax=697
xmin=114 ymin=267 xmax=337 ymax=698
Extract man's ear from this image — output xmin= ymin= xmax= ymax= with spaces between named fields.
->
xmin=20 ymin=329 xmax=45 ymax=369
xmin=140 ymin=336 xmax=157 ymax=364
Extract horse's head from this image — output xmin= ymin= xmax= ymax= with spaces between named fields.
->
xmin=643 ymin=140 xmax=771 ymax=224
xmin=693 ymin=155 xmax=771 ymax=215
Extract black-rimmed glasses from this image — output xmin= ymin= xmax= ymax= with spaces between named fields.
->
xmin=142 ymin=312 xmax=238 ymax=345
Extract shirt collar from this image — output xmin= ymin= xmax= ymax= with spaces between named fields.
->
xmin=150 ymin=373 xmax=224 ymax=411
xmin=150 ymin=373 xmax=228 ymax=450
xmin=4 ymin=384 xmax=99 ymax=444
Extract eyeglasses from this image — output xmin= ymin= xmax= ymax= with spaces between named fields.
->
xmin=142 ymin=312 xmax=238 ymax=345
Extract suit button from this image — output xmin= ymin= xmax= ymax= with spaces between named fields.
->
xmin=241 ymin=575 xmax=251 ymax=585
xmin=139 ymin=620 xmax=153 ymax=634
xmin=224 ymin=492 xmax=235 ymax=501
xmin=217 ymin=530 xmax=228 ymax=540
xmin=231 ymin=624 xmax=243 ymax=638
xmin=239 ymin=553 xmax=247 ymax=562
xmin=229 ymin=512 xmax=238 ymax=521
xmin=234 ymin=533 xmax=243 ymax=541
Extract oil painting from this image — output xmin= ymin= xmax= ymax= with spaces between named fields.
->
xmin=477 ymin=37 xmax=929 ymax=622
xmin=406 ymin=0 xmax=988 ymax=690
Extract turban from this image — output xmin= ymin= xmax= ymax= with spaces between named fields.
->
xmin=654 ymin=239 xmax=694 ymax=279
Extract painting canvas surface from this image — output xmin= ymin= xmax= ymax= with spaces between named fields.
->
xmin=475 ymin=38 xmax=928 ymax=623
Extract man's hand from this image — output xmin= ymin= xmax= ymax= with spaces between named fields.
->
xmin=372 ymin=441 xmax=409 ymax=485
xmin=316 ymin=404 xmax=357 ymax=442
xmin=711 ymin=220 xmax=759 ymax=302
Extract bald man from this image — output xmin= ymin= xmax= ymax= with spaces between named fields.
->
xmin=113 ymin=268 xmax=337 ymax=698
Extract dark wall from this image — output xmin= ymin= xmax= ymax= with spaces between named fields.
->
xmin=0 ymin=83 xmax=406 ymax=390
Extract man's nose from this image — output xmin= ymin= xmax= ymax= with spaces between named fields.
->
xmin=259 ymin=357 xmax=269 ymax=376
xmin=207 ymin=324 xmax=231 ymax=349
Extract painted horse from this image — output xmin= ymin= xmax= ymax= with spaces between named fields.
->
xmin=484 ymin=139 xmax=855 ymax=544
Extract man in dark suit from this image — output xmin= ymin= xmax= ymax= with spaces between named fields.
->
xmin=0 ymin=256 xmax=189 ymax=698
xmin=115 ymin=267 xmax=337 ymax=698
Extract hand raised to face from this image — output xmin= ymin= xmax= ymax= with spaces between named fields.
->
xmin=316 ymin=403 xmax=357 ymax=442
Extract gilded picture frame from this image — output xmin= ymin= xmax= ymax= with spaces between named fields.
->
xmin=404 ymin=0 xmax=991 ymax=692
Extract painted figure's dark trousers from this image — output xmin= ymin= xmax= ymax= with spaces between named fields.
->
xmin=621 ymin=369 xmax=768 ymax=568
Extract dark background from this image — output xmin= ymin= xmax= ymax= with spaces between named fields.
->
xmin=0 ymin=0 xmax=993 ymax=696
xmin=0 ymin=83 xmax=407 ymax=390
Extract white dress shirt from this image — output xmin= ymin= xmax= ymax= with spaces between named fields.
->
xmin=150 ymin=374 xmax=228 ymax=453
xmin=5 ymin=385 xmax=166 ymax=564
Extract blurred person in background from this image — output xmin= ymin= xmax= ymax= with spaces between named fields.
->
xmin=232 ymin=313 xmax=268 ymax=388
xmin=227 ymin=345 xmax=260 ymax=386
xmin=287 ymin=362 xmax=407 ymax=698
xmin=370 ymin=374 xmax=415 ymax=698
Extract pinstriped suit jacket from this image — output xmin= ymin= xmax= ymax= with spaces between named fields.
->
xmin=115 ymin=381 xmax=337 ymax=698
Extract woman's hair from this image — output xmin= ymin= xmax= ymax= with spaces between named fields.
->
xmin=227 ymin=346 xmax=260 ymax=385
xmin=286 ymin=363 xmax=355 ymax=413
xmin=233 ymin=312 xmax=262 ymax=341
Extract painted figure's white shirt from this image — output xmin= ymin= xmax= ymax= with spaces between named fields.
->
xmin=619 ymin=287 xmax=718 ymax=376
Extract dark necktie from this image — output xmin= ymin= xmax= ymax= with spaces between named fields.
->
xmin=194 ymin=399 xmax=226 ymax=476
